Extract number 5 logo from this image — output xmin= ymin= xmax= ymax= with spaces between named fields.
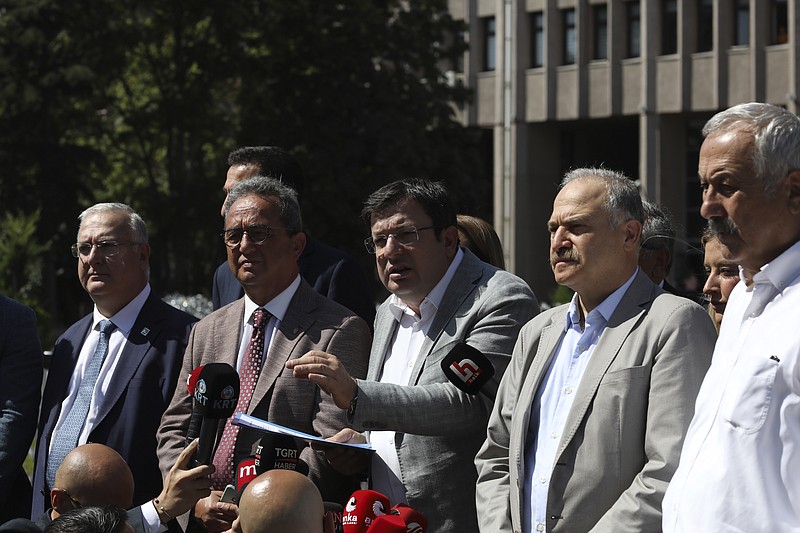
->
xmin=450 ymin=358 xmax=479 ymax=384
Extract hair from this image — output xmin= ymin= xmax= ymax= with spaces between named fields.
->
xmin=456 ymin=214 xmax=506 ymax=269
xmin=702 ymin=102 xmax=800 ymax=197
xmin=361 ymin=179 xmax=457 ymax=238
xmin=700 ymin=225 xmax=717 ymax=248
xmin=227 ymin=146 xmax=305 ymax=202
xmin=640 ymin=200 xmax=676 ymax=270
xmin=560 ymin=167 xmax=644 ymax=231
xmin=78 ymin=203 xmax=148 ymax=243
xmin=44 ymin=507 xmax=128 ymax=533
xmin=224 ymin=176 xmax=303 ymax=234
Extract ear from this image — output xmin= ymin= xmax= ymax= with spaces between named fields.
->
xmin=786 ymin=169 xmax=800 ymax=215
xmin=137 ymin=242 xmax=152 ymax=264
xmin=50 ymin=489 xmax=65 ymax=512
xmin=290 ymin=231 xmax=307 ymax=261
xmin=622 ymin=219 xmax=642 ymax=252
xmin=441 ymin=225 xmax=460 ymax=259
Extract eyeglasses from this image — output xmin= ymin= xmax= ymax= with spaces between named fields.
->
xmin=71 ymin=241 xmax=141 ymax=258
xmin=364 ymin=225 xmax=434 ymax=254
xmin=57 ymin=488 xmax=82 ymax=510
xmin=221 ymin=225 xmax=294 ymax=248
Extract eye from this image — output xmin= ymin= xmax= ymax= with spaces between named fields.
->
xmin=720 ymin=267 xmax=739 ymax=277
xmin=372 ymin=235 xmax=388 ymax=248
xmin=96 ymin=241 xmax=118 ymax=250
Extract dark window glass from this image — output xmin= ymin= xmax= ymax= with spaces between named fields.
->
xmin=563 ymin=9 xmax=576 ymax=65
xmin=593 ymin=5 xmax=608 ymax=60
xmin=531 ymin=12 xmax=544 ymax=68
xmin=697 ymin=0 xmax=713 ymax=52
xmin=772 ymin=0 xmax=788 ymax=44
xmin=484 ymin=17 xmax=496 ymax=70
xmin=662 ymin=0 xmax=678 ymax=54
xmin=734 ymin=0 xmax=749 ymax=46
xmin=627 ymin=1 xmax=641 ymax=58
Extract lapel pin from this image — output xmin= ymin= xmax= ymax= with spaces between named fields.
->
xmin=141 ymin=327 xmax=150 ymax=337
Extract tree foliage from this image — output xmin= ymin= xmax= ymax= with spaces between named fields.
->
xmin=0 ymin=0 xmax=486 ymax=338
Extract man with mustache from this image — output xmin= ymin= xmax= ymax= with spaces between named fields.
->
xmin=663 ymin=103 xmax=800 ymax=532
xmin=475 ymin=168 xmax=716 ymax=532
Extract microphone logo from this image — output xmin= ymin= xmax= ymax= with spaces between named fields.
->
xmin=345 ymin=497 xmax=357 ymax=513
xmin=239 ymin=462 xmax=257 ymax=479
xmin=196 ymin=379 xmax=207 ymax=394
xmin=221 ymin=385 xmax=236 ymax=400
xmin=407 ymin=523 xmax=424 ymax=533
xmin=449 ymin=358 xmax=482 ymax=385
xmin=372 ymin=501 xmax=386 ymax=516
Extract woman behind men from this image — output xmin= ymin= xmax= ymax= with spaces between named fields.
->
xmin=701 ymin=228 xmax=740 ymax=332
xmin=456 ymin=214 xmax=505 ymax=270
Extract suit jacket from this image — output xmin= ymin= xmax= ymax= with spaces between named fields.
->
xmin=350 ymin=249 xmax=538 ymax=533
xmin=0 ymin=296 xmax=42 ymax=522
xmin=212 ymin=236 xmax=376 ymax=326
xmin=157 ymin=279 xmax=371 ymax=507
xmin=475 ymin=270 xmax=717 ymax=532
xmin=32 ymin=292 xmax=198 ymax=517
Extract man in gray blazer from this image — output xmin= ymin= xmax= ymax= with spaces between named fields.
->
xmin=288 ymin=179 xmax=538 ymax=533
xmin=475 ymin=168 xmax=717 ymax=532
xmin=157 ymin=176 xmax=371 ymax=532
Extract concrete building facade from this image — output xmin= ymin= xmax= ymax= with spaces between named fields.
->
xmin=449 ymin=0 xmax=799 ymax=302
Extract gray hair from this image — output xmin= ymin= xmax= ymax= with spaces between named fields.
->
xmin=702 ymin=102 xmax=800 ymax=197
xmin=560 ymin=167 xmax=644 ymax=231
xmin=78 ymin=203 xmax=148 ymax=243
xmin=224 ymin=176 xmax=303 ymax=234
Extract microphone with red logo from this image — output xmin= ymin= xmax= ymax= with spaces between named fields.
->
xmin=366 ymin=515 xmax=407 ymax=533
xmin=184 ymin=365 xmax=205 ymax=448
xmin=390 ymin=504 xmax=427 ymax=533
xmin=324 ymin=502 xmax=344 ymax=533
xmin=189 ymin=363 xmax=240 ymax=468
xmin=440 ymin=342 xmax=496 ymax=396
xmin=342 ymin=490 xmax=390 ymax=533
xmin=254 ymin=433 xmax=309 ymax=476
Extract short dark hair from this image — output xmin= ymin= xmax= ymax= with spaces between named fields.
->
xmin=224 ymin=176 xmax=303 ymax=234
xmin=361 ymin=179 xmax=457 ymax=238
xmin=227 ymin=146 xmax=305 ymax=202
xmin=44 ymin=507 xmax=128 ymax=533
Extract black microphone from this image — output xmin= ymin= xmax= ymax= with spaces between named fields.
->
xmin=184 ymin=365 xmax=205 ymax=448
xmin=189 ymin=363 xmax=240 ymax=468
xmin=440 ymin=343 xmax=496 ymax=396
xmin=324 ymin=502 xmax=344 ymax=533
xmin=254 ymin=433 xmax=309 ymax=476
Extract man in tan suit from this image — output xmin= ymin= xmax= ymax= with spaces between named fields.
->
xmin=475 ymin=168 xmax=717 ymax=532
xmin=157 ymin=176 xmax=370 ymax=532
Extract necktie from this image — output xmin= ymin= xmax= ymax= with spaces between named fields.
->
xmin=211 ymin=308 xmax=269 ymax=488
xmin=46 ymin=319 xmax=116 ymax=488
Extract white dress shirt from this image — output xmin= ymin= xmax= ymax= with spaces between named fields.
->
xmin=523 ymin=270 xmax=636 ymax=533
xmin=663 ymin=240 xmax=800 ymax=533
xmin=370 ymin=248 xmax=464 ymax=504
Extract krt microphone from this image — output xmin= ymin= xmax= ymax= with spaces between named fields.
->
xmin=324 ymin=502 xmax=344 ymax=533
xmin=342 ymin=490 xmax=390 ymax=533
xmin=366 ymin=515 xmax=406 ymax=533
xmin=254 ymin=433 xmax=309 ymax=476
xmin=190 ymin=363 xmax=240 ymax=467
xmin=440 ymin=342 xmax=495 ymax=395
xmin=184 ymin=365 xmax=205 ymax=448
xmin=390 ymin=504 xmax=427 ymax=533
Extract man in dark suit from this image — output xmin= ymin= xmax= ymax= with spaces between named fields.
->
xmin=0 ymin=295 xmax=43 ymax=523
xmin=157 ymin=176 xmax=371 ymax=532
xmin=637 ymin=200 xmax=693 ymax=299
xmin=32 ymin=203 xmax=198 ymax=517
xmin=212 ymin=146 xmax=375 ymax=326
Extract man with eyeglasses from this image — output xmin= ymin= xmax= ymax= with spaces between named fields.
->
xmin=157 ymin=176 xmax=370 ymax=532
xmin=287 ymin=179 xmax=538 ymax=533
xmin=32 ymin=203 xmax=198 ymax=521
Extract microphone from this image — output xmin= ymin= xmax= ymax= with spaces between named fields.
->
xmin=366 ymin=515 xmax=406 ymax=533
xmin=184 ymin=365 xmax=205 ymax=448
xmin=254 ymin=433 xmax=309 ymax=476
xmin=189 ymin=363 xmax=240 ymax=467
xmin=324 ymin=502 xmax=344 ymax=533
xmin=342 ymin=490 xmax=390 ymax=533
xmin=235 ymin=457 xmax=259 ymax=495
xmin=390 ymin=504 xmax=427 ymax=533
xmin=440 ymin=342 xmax=496 ymax=395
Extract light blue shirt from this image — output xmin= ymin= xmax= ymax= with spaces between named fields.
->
xmin=523 ymin=269 xmax=638 ymax=533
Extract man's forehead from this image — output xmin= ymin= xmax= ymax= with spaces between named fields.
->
xmin=78 ymin=213 xmax=129 ymax=236
xmin=370 ymin=199 xmax=430 ymax=227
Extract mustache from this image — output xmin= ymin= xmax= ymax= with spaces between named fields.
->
xmin=550 ymin=249 xmax=579 ymax=267
xmin=707 ymin=218 xmax=738 ymax=236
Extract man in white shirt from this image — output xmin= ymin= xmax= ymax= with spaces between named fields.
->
xmin=475 ymin=168 xmax=716 ymax=532
xmin=663 ymin=102 xmax=800 ymax=532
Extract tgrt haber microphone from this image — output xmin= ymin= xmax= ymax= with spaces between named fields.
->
xmin=440 ymin=342 xmax=496 ymax=395
xmin=184 ymin=365 xmax=205 ymax=448
xmin=190 ymin=363 xmax=240 ymax=468
xmin=343 ymin=490 xmax=390 ymax=533
xmin=254 ymin=433 xmax=309 ymax=475
xmin=366 ymin=515 xmax=406 ymax=533
xmin=390 ymin=504 xmax=427 ymax=533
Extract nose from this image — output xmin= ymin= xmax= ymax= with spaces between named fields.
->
xmin=238 ymin=231 xmax=259 ymax=251
xmin=381 ymin=234 xmax=404 ymax=257
xmin=550 ymin=227 xmax=571 ymax=251
xmin=700 ymin=186 xmax=724 ymax=221
xmin=702 ymin=272 xmax=719 ymax=300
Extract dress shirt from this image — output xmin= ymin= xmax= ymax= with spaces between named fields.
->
xmin=663 ymin=239 xmax=800 ymax=533
xmin=524 ymin=270 xmax=637 ymax=533
xmin=50 ymin=284 xmax=151 ymax=450
xmin=371 ymin=248 xmax=464 ymax=503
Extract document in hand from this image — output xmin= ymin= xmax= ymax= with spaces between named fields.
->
xmin=232 ymin=412 xmax=375 ymax=451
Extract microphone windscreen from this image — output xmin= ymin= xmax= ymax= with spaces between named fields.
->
xmin=187 ymin=365 xmax=204 ymax=393
xmin=324 ymin=502 xmax=344 ymax=533
xmin=236 ymin=457 xmax=259 ymax=494
xmin=366 ymin=516 xmax=407 ymax=533
xmin=254 ymin=433 xmax=309 ymax=475
xmin=390 ymin=504 xmax=427 ymax=533
xmin=184 ymin=365 xmax=206 ymax=447
xmin=193 ymin=363 xmax=240 ymax=418
xmin=439 ymin=342 xmax=495 ymax=394
xmin=343 ymin=490 xmax=390 ymax=533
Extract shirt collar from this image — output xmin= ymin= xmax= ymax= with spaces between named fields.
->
xmin=388 ymin=247 xmax=465 ymax=322
xmin=93 ymin=283 xmax=151 ymax=334
xmin=745 ymin=239 xmax=800 ymax=294
xmin=243 ymin=274 xmax=301 ymax=323
xmin=565 ymin=268 xmax=639 ymax=331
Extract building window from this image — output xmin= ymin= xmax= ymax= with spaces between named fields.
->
xmin=563 ymin=8 xmax=576 ymax=65
xmin=734 ymin=0 xmax=749 ymax=46
xmin=662 ymin=0 xmax=678 ymax=55
xmin=771 ymin=0 xmax=788 ymax=44
xmin=626 ymin=1 xmax=641 ymax=58
xmin=697 ymin=0 xmax=713 ymax=52
xmin=531 ymin=12 xmax=544 ymax=68
xmin=593 ymin=5 xmax=608 ymax=60
xmin=483 ymin=17 xmax=496 ymax=70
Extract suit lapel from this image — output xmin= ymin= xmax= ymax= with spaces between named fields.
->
xmin=368 ymin=305 xmax=399 ymax=381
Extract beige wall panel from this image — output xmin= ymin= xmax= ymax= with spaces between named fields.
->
xmin=448 ymin=0 xmax=466 ymax=21
xmin=525 ymin=71 xmax=548 ymax=121
xmin=765 ymin=47 xmax=790 ymax=105
xmin=556 ymin=67 xmax=580 ymax=119
xmin=655 ymin=57 xmax=681 ymax=113
xmin=476 ymin=73 xmax=497 ymax=126
xmin=588 ymin=64 xmax=610 ymax=117
xmin=526 ymin=0 xmax=545 ymax=10
xmin=477 ymin=0 xmax=496 ymax=18
xmin=621 ymin=61 xmax=642 ymax=115
xmin=690 ymin=54 xmax=715 ymax=110
xmin=727 ymin=49 xmax=752 ymax=105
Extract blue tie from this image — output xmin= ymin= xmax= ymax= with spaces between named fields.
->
xmin=46 ymin=319 xmax=116 ymax=488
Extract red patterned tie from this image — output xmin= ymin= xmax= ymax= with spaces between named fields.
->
xmin=211 ymin=307 xmax=269 ymax=489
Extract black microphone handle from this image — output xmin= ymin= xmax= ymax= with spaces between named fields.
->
xmin=191 ymin=417 xmax=224 ymax=468
xmin=185 ymin=409 xmax=203 ymax=448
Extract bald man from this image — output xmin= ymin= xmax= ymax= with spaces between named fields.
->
xmin=235 ymin=470 xmax=324 ymax=533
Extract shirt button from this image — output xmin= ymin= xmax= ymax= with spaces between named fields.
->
xmin=536 ymin=524 xmax=545 ymax=531
xmin=565 ymin=387 xmax=573 ymax=395
xmin=551 ymin=432 xmax=558 ymax=439
xmin=539 ymin=476 xmax=547 ymax=484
